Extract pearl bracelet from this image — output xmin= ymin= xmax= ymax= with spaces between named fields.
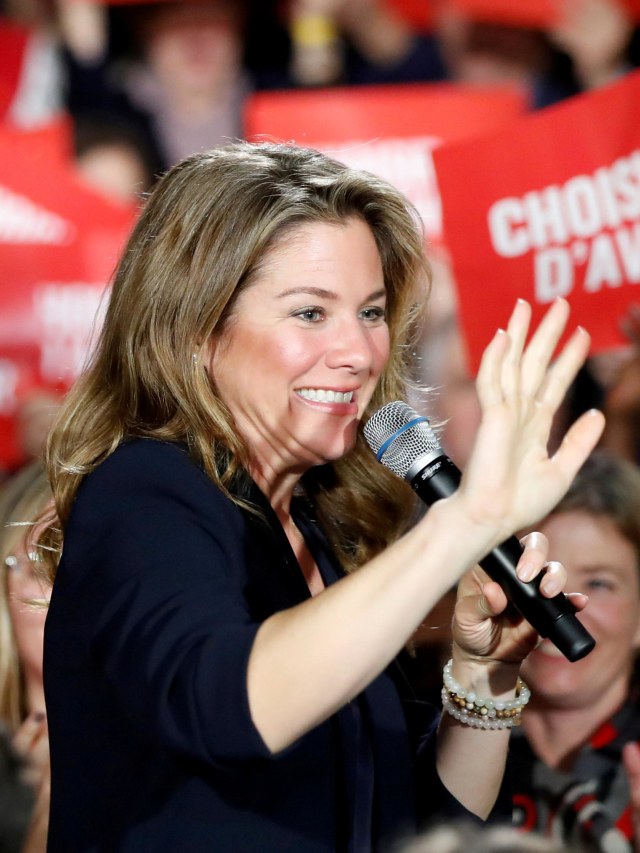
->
xmin=441 ymin=659 xmax=531 ymax=730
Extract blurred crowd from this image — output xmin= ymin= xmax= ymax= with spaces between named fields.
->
xmin=2 ymin=0 xmax=640 ymax=851
xmin=1 ymin=0 xmax=639 ymax=479
xmin=3 ymin=0 xmax=640 ymax=179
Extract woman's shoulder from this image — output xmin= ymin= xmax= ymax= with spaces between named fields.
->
xmin=78 ymin=438 xmax=225 ymax=510
xmin=92 ymin=437 xmax=196 ymax=479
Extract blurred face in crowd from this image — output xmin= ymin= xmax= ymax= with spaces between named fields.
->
xmin=15 ymin=390 xmax=61 ymax=462
xmin=208 ymin=217 xmax=390 ymax=482
xmin=143 ymin=1 xmax=244 ymax=98
xmin=4 ymin=531 xmax=50 ymax=692
xmin=435 ymin=2 xmax=549 ymax=87
xmin=521 ymin=510 xmax=640 ymax=714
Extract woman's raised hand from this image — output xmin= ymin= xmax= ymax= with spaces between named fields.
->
xmin=454 ymin=298 xmax=605 ymax=552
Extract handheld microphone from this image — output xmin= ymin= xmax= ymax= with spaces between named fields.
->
xmin=363 ymin=401 xmax=595 ymax=663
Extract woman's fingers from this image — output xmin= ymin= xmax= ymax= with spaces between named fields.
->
xmin=520 ymin=298 xmax=571 ymax=398
xmin=502 ymin=299 xmax=531 ymax=397
xmin=516 ymin=534 xmax=567 ymax=598
xmin=536 ymin=561 xmax=565 ymax=598
xmin=476 ymin=299 xmax=532 ymax=407
xmin=476 ymin=298 xmax=578 ymax=410
xmin=552 ymin=408 xmax=606 ymax=477
xmin=566 ymin=591 xmax=589 ymax=611
xmin=536 ymin=325 xmax=592 ymax=411
xmin=476 ymin=327 xmax=510 ymax=409
xmin=515 ymin=531 xmax=549 ymax=582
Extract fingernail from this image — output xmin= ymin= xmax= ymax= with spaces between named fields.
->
xmin=542 ymin=580 xmax=560 ymax=597
xmin=517 ymin=564 xmax=534 ymax=582
xmin=567 ymin=592 xmax=589 ymax=603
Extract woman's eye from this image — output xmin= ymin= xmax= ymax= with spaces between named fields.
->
xmin=585 ymin=578 xmax=615 ymax=592
xmin=360 ymin=306 xmax=386 ymax=322
xmin=294 ymin=307 xmax=324 ymax=323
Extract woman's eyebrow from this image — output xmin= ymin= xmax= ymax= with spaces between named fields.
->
xmin=277 ymin=287 xmax=386 ymax=300
xmin=277 ymin=287 xmax=337 ymax=300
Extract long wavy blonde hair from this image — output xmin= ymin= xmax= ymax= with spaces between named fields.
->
xmin=44 ymin=141 xmax=430 ymax=575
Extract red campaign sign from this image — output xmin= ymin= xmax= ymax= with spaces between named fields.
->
xmin=0 ymin=123 xmax=136 ymax=468
xmin=0 ymin=21 xmax=29 ymax=121
xmin=447 ymin=0 xmax=640 ymax=27
xmin=0 ymin=116 xmax=73 ymax=166
xmin=433 ymin=69 xmax=640 ymax=374
xmin=245 ymin=82 xmax=527 ymax=245
xmin=388 ymin=0 xmax=434 ymax=30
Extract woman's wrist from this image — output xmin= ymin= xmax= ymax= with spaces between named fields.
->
xmin=449 ymin=648 xmax=521 ymax=701
xmin=442 ymin=658 xmax=530 ymax=730
xmin=424 ymin=491 xmax=505 ymax=573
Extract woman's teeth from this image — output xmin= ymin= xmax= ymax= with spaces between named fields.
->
xmin=297 ymin=389 xmax=353 ymax=403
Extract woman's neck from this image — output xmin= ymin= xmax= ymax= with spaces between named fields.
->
xmin=523 ymin=683 xmax=628 ymax=769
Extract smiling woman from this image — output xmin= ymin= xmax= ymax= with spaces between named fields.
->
xmin=513 ymin=451 xmax=640 ymax=853
xmin=39 ymin=141 xmax=604 ymax=852
xmin=208 ymin=218 xmax=390 ymax=480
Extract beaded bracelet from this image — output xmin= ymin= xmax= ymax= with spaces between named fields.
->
xmin=441 ymin=659 xmax=531 ymax=730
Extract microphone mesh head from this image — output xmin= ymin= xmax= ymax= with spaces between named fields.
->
xmin=363 ymin=401 xmax=442 ymax=480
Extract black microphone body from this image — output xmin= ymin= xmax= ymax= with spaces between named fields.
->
xmin=364 ymin=402 xmax=595 ymax=663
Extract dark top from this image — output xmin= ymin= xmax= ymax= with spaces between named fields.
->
xmin=44 ymin=439 xmax=488 ymax=852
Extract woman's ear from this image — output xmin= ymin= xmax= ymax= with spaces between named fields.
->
xmin=198 ymin=335 xmax=218 ymax=377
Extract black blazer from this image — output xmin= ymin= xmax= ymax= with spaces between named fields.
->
xmin=44 ymin=440 xmax=476 ymax=852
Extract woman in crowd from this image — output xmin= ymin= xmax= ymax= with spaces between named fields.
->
xmin=58 ymin=0 xmax=250 ymax=173
xmin=514 ymin=451 xmax=640 ymax=852
xmin=41 ymin=140 xmax=604 ymax=851
xmin=0 ymin=461 xmax=53 ymax=853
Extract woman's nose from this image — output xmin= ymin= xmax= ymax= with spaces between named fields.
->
xmin=325 ymin=320 xmax=373 ymax=372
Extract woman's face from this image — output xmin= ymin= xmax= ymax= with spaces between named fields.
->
xmin=208 ymin=217 xmax=390 ymax=481
xmin=5 ymin=538 xmax=49 ymax=685
xmin=145 ymin=1 xmax=243 ymax=97
xmin=521 ymin=510 xmax=640 ymax=712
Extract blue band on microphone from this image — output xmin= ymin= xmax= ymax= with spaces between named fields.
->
xmin=375 ymin=417 xmax=428 ymax=461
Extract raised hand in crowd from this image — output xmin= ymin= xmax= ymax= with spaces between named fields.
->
xmin=56 ymin=0 xmax=108 ymax=63
xmin=549 ymin=0 xmax=635 ymax=89
xmin=623 ymin=741 xmax=640 ymax=852
xmin=288 ymin=0 xmax=424 ymax=85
